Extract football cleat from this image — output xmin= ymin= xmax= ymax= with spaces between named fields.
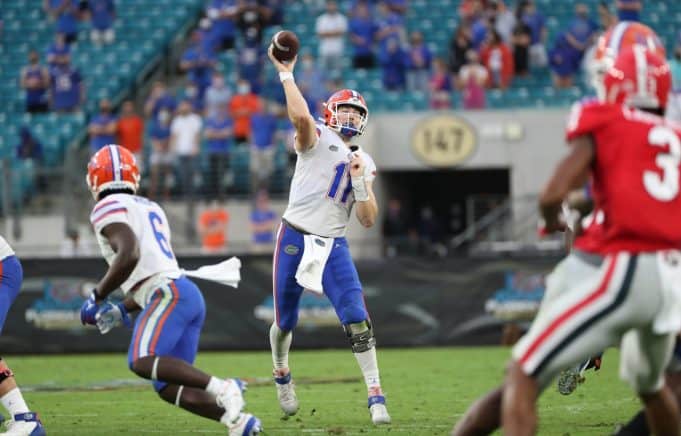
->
xmin=274 ymin=372 xmax=299 ymax=416
xmin=368 ymin=395 xmax=391 ymax=425
xmin=228 ymin=413 xmax=262 ymax=436
xmin=0 ymin=412 xmax=45 ymax=436
xmin=216 ymin=378 xmax=246 ymax=423
xmin=557 ymin=356 xmax=602 ymax=395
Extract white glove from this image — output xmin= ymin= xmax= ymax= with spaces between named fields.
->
xmin=95 ymin=302 xmax=131 ymax=335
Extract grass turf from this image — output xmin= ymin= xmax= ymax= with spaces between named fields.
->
xmin=8 ymin=347 xmax=639 ymax=435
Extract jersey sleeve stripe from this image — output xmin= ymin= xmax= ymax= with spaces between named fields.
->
xmin=91 ymin=207 xmax=127 ymax=224
xmin=92 ymin=199 xmax=119 ymax=214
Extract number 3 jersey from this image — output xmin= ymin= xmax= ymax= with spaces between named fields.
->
xmin=283 ymin=124 xmax=377 ymax=238
xmin=566 ymin=100 xmax=681 ymax=253
xmin=90 ymin=193 xmax=181 ymax=304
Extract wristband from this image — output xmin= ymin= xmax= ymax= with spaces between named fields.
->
xmin=279 ymin=71 xmax=294 ymax=83
xmin=93 ymin=288 xmax=104 ymax=301
xmin=351 ymin=176 xmax=369 ymax=202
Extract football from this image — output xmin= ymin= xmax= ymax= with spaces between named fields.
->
xmin=271 ymin=30 xmax=300 ymax=62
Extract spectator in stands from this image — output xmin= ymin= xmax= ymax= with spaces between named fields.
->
xmin=597 ymin=1 xmax=616 ymax=30
xmin=170 ymin=100 xmax=203 ymax=199
xmin=315 ymin=0 xmax=348 ymax=79
xmin=44 ymin=0 xmax=81 ymax=44
xmin=379 ymin=38 xmax=407 ymax=91
xmin=429 ymin=57 xmax=453 ymax=109
xmin=116 ymin=100 xmax=144 ymax=171
xmin=382 ymin=198 xmax=410 ymax=257
xmin=206 ymin=0 xmax=238 ymax=51
xmin=198 ymin=200 xmax=229 ymax=253
xmin=203 ymin=105 xmax=233 ymax=200
xmin=249 ymin=189 xmax=277 ymax=253
xmin=616 ymin=0 xmax=641 ymax=22
xmin=204 ymin=72 xmax=232 ymax=119
xmin=448 ymin=25 xmax=473 ymax=74
xmin=489 ymin=0 xmax=516 ymax=45
xmin=145 ymin=81 xmax=176 ymax=200
xmin=457 ymin=50 xmax=488 ymax=109
xmin=470 ymin=15 xmax=491 ymax=51
xmin=180 ymin=31 xmax=217 ymax=102
xmin=237 ymin=38 xmax=264 ymax=94
xmin=236 ymin=0 xmax=268 ymax=43
xmin=549 ymin=3 xmax=597 ymax=88
xmin=375 ymin=1 xmax=405 ymax=52
xmin=406 ymin=31 xmax=432 ymax=93
xmin=20 ymin=51 xmax=51 ymax=113
xmin=88 ymin=99 xmax=117 ymax=153
xmin=229 ymin=79 xmax=261 ymax=145
xmin=49 ymin=58 xmax=84 ymax=112
xmin=16 ymin=127 xmax=44 ymax=164
xmin=298 ymin=53 xmax=327 ymax=112
xmin=459 ymin=0 xmax=485 ymax=25
xmin=511 ymin=17 xmax=532 ymax=76
xmin=519 ymin=0 xmax=547 ymax=68
xmin=87 ymin=0 xmax=115 ymax=45
xmin=349 ymin=2 xmax=377 ymax=69
xmin=181 ymin=82 xmax=204 ymax=113
xmin=263 ymin=0 xmax=284 ymax=26
xmin=480 ymin=29 xmax=514 ymax=89
xmin=249 ymin=100 xmax=279 ymax=192
xmin=46 ymin=33 xmax=71 ymax=70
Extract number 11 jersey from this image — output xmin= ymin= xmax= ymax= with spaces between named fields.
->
xmin=283 ymin=124 xmax=377 ymax=238
xmin=90 ymin=193 xmax=181 ymax=304
xmin=566 ymin=101 xmax=681 ymax=253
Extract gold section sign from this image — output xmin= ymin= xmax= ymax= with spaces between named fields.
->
xmin=411 ymin=115 xmax=477 ymax=167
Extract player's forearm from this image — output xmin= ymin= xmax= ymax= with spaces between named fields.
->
xmin=96 ymin=252 xmax=139 ymax=299
xmin=355 ymin=194 xmax=378 ymax=228
xmin=122 ymin=295 xmax=141 ymax=313
xmin=282 ymin=80 xmax=312 ymax=125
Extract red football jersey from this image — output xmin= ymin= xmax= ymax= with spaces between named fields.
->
xmin=566 ymin=100 xmax=681 ymax=253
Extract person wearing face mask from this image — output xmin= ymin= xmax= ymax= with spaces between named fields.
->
xmin=88 ymin=99 xmax=118 ymax=152
xmin=228 ymin=79 xmax=261 ymax=145
xmin=20 ymin=50 xmax=51 ymax=113
xmin=145 ymin=81 xmax=177 ymax=200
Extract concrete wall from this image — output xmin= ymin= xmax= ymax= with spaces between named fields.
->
xmin=4 ymin=108 xmax=572 ymax=258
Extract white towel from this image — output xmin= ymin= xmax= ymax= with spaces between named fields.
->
xmin=295 ymin=235 xmax=334 ymax=294
xmin=182 ymin=257 xmax=242 ymax=288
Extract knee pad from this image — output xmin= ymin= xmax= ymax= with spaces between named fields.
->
xmin=343 ymin=320 xmax=375 ymax=353
xmin=0 ymin=359 xmax=13 ymax=384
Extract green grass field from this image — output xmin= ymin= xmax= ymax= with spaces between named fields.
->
xmin=8 ymin=347 xmax=640 ymax=435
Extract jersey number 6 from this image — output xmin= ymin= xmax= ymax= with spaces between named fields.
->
xmin=148 ymin=211 xmax=174 ymax=259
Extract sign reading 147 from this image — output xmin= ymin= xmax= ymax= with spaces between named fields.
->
xmin=411 ymin=115 xmax=477 ymax=168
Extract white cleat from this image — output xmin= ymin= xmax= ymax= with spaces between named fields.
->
xmin=216 ymin=378 xmax=246 ymax=423
xmin=274 ymin=373 xmax=299 ymax=416
xmin=1 ymin=412 xmax=46 ymax=436
xmin=368 ymin=396 xmax=391 ymax=425
xmin=228 ymin=413 xmax=262 ymax=436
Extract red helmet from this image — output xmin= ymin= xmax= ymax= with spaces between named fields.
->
xmin=603 ymin=45 xmax=671 ymax=110
xmin=591 ymin=22 xmax=665 ymax=98
xmin=86 ymin=144 xmax=140 ymax=199
xmin=323 ymin=89 xmax=369 ymax=137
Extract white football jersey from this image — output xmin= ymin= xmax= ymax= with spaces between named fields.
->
xmin=282 ymin=124 xmax=377 ymax=237
xmin=90 ymin=193 xmax=181 ymax=306
xmin=0 ymin=235 xmax=15 ymax=261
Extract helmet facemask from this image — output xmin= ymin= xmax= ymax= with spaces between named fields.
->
xmin=327 ymin=103 xmax=368 ymax=137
